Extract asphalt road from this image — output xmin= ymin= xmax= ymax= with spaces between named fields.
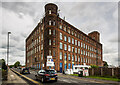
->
xmin=12 ymin=68 xmax=119 ymax=85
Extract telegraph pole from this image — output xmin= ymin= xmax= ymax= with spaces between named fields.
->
xmin=7 ymin=32 xmax=11 ymax=66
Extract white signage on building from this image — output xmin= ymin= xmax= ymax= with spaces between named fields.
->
xmin=46 ymin=56 xmax=54 ymax=66
xmin=46 ymin=62 xmax=54 ymax=66
xmin=47 ymin=56 xmax=52 ymax=59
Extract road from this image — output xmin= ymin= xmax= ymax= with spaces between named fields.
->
xmin=11 ymin=68 xmax=119 ymax=85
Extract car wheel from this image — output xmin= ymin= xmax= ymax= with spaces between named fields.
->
xmin=35 ymin=76 xmax=38 ymax=80
xmin=41 ymin=77 xmax=44 ymax=83
xmin=55 ymin=79 xmax=57 ymax=82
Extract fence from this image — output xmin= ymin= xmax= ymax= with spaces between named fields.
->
xmin=89 ymin=67 xmax=120 ymax=78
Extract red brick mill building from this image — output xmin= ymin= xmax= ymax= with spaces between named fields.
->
xmin=26 ymin=3 xmax=103 ymax=72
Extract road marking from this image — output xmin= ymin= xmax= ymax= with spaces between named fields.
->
xmin=59 ymin=79 xmax=71 ymax=83
xmin=11 ymin=69 xmax=42 ymax=85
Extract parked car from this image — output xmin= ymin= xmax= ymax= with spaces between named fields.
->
xmin=20 ymin=67 xmax=30 ymax=74
xmin=35 ymin=69 xmax=58 ymax=83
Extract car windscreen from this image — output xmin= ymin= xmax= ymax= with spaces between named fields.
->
xmin=45 ymin=70 xmax=55 ymax=74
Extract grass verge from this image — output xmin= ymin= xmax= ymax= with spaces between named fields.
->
xmin=70 ymin=74 xmax=120 ymax=82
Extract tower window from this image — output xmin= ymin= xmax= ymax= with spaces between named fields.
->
xmin=49 ymin=20 xmax=51 ymax=25
xmin=49 ymin=39 xmax=51 ymax=45
xmin=49 ymin=10 xmax=51 ymax=14
xmin=53 ymin=30 xmax=55 ymax=35
xmin=49 ymin=29 xmax=51 ymax=35
xmin=53 ymin=21 xmax=55 ymax=26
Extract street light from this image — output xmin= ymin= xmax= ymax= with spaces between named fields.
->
xmin=7 ymin=32 xmax=11 ymax=66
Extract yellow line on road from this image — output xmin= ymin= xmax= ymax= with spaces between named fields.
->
xmin=11 ymin=69 xmax=42 ymax=85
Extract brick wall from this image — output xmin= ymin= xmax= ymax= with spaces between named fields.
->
xmin=89 ymin=67 xmax=120 ymax=78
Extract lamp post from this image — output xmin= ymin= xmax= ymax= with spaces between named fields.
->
xmin=7 ymin=32 xmax=11 ymax=66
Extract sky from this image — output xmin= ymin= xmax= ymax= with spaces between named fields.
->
xmin=0 ymin=0 xmax=119 ymax=66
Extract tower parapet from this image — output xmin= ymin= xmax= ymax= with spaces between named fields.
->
xmin=45 ymin=3 xmax=58 ymax=16
xmin=88 ymin=31 xmax=100 ymax=42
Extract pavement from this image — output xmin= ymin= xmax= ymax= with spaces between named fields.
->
xmin=2 ymin=68 xmax=28 ymax=85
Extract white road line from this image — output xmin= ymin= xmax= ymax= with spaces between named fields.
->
xmin=62 ymin=80 xmax=71 ymax=83
xmin=70 ymin=80 xmax=78 ymax=83
xmin=58 ymin=78 xmax=71 ymax=83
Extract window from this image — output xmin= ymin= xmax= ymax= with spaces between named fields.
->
xmin=41 ymin=53 xmax=43 ymax=60
xmin=64 ymin=44 xmax=67 ymax=50
xmin=84 ymin=58 xmax=85 ymax=63
xmin=68 ymin=54 xmax=71 ymax=61
xmin=60 ymin=32 xmax=62 ymax=40
xmin=53 ymin=30 xmax=55 ymax=35
xmin=53 ymin=50 xmax=55 ymax=57
xmin=81 ymin=57 xmax=83 ymax=62
xmin=60 ymin=42 xmax=62 ymax=49
xmin=64 ymin=26 xmax=66 ymax=31
xmin=78 ymin=48 xmax=80 ymax=54
xmin=59 ymin=25 xmax=62 ymax=29
xmin=86 ymin=58 xmax=87 ymax=63
xmin=49 ymin=50 xmax=51 ymax=55
xmin=41 ymin=44 xmax=43 ymax=50
xmin=49 ymin=39 xmax=51 ymax=45
xmin=75 ymin=40 xmax=77 ymax=46
xmin=68 ymin=28 xmax=70 ymax=34
xmin=41 ymin=33 xmax=43 ymax=40
xmin=75 ymin=55 xmax=77 ymax=61
xmin=49 ymin=29 xmax=51 ymax=35
xmin=75 ymin=33 xmax=77 ymax=37
xmin=75 ymin=48 xmax=77 ymax=53
xmin=84 ymin=50 xmax=85 ymax=55
xmin=72 ymin=31 xmax=74 ymax=35
xmin=60 ymin=52 xmax=62 ymax=60
xmin=68 ymin=45 xmax=71 ymax=51
xmin=72 ymin=55 xmax=74 ymax=62
xmin=78 ymin=34 xmax=80 ymax=39
xmin=64 ymin=35 xmax=67 ymax=42
xmin=72 ymin=47 xmax=74 ymax=52
xmin=39 ymin=36 xmax=40 ymax=42
xmin=64 ymin=53 xmax=67 ymax=61
xmin=78 ymin=56 xmax=80 ymax=62
xmin=81 ymin=42 xmax=83 ymax=47
xmin=84 ymin=43 xmax=85 ymax=48
xmin=53 ymin=40 xmax=55 ymax=45
xmin=78 ymin=41 xmax=80 ymax=46
xmin=49 ymin=10 xmax=51 ymax=14
xmin=39 ymin=45 xmax=40 ymax=51
xmin=53 ymin=21 xmax=55 ymax=26
xmin=49 ymin=20 xmax=51 ymax=25
xmin=86 ymin=51 xmax=87 ymax=56
xmin=72 ymin=38 xmax=74 ymax=44
xmin=81 ymin=49 xmax=83 ymax=55
xmin=68 ymin=37 xmax=71 ymax=43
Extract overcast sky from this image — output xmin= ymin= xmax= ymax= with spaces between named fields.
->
xmin=0 ymin=0 xmax=119 ymax=66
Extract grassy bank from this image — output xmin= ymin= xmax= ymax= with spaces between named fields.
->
xmin=84 ymin=76 xmax=120 ymax=82
xmin=70 ymin=74 xmax=120 ymax=82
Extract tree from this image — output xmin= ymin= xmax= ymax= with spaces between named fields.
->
xmin=14 ymin=61 xmax=21 ymax=68
xmin=90 ymin=65 xmax=99 ymax=68
xmin=9 ymin=65 xmax=14 ymax=68
xmin=0 ymin=59 xmax=7 ymax=70
xmin=103 ymin=61 xmax=108 ymax=67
